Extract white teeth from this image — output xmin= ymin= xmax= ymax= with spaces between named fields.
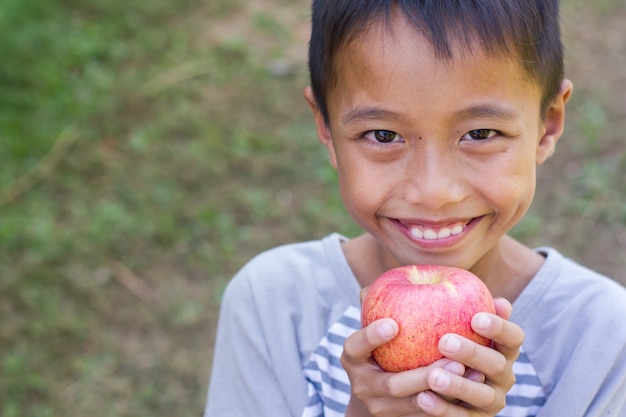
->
xmin=451 ymin=225 xmax=463 ymax=235
xmin=409 ymin=225 xmax=465 ymax=240
xmin=423 ymin=229 xmax=438 ymax=240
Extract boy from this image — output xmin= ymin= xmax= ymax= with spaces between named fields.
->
xmin=205 ymin=1 xmax=626 ymax=416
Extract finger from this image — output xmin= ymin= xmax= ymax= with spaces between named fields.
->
xmin=359 ymin=286 xmax=370 ymax=304
xmin=471 ymin=312 xmax=524 ymax=353
xmin=417 ymin=391 xmax=448 ymax=416
xmin=465 ymin=369 xmax=486 ymax=383
xmin=343 ymin=318 xmax=398 ymax=362
xmin=493 ymin=297 xmax=513 ymax=320
xmin=438 ymin=334 xmax=508 ymax=381
xmin=427 ymin=368 xmax=504 ymax=411
xmin=417 ymin=390 xmax=470 ymax=417
xmin=384 ymin=359 xmax=466 ymax=398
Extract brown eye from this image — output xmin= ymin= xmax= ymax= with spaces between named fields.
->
xmin=467 ymin=129 xmax=496 ymax=140
xmin=374 ymin=130 xmax=397 ymax=143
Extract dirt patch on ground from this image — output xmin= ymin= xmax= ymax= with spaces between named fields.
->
xmin=532 ymin=1 xmax=626 ymax=283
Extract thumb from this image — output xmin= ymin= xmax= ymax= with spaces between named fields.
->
xmin=343 ymin=318 xmax=398 ymax=361
xmin=359 ymin=286 xmax=370 ymax=304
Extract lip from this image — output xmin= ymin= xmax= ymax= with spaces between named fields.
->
xmin=390 ymin=216 xmax=482 ymax=249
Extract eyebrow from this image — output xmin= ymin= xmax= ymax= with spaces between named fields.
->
xmin=453 ymin=104 xmax=521 ymax=123
xmin=342 ymin=106 xmax=402 ymax=124
xmin=341 ymin=103 xmax=521 ymax=125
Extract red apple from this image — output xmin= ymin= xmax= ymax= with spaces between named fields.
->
xmin=361 ymin=264 xmax=495 ymax=372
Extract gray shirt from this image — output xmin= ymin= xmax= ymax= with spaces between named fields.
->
xmin=204 ymin=233 xmax=626 ymax=416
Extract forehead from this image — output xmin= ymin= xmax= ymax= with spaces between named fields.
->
xmin=341 ymin=11 xmax=530 ymax=81
xmin=327 ymin=13 xmax=540 ymax=118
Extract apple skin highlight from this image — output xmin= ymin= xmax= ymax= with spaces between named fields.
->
xmin=361 ymin=265 xmax=496 ymax=372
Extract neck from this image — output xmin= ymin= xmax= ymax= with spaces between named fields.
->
xmin=342 ymin=233 xmax=543 ymax=303
xmin=470 ymin=235 xmax=544 ymax=301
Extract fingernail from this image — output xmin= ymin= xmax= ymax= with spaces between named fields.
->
xmin=443 ymin=361 xmax=464 ymax=375
xmin=378 ymin=320 xmax=397 ymax=339
xmin=417 ymin=391 xmax=436 ymax=409
xmin=467 ymin=370 xmax=486 ymax=383
xmin=442 ymin=334 xmax=461 ymax=353
xmin=474 ymin=313 xmax=491 ymax=330
xmin=431 ymin=369 xmax=451 ymax=389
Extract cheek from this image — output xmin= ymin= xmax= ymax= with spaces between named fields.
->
xmin=337 ymin=167 xmax=376 ymax=213
xmin=335 ymin=157 xmax=393 ymax=217
xmin=487 ymin=157 xmax=537 ymax=218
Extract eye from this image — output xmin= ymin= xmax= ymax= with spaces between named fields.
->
xmin=462 ymin=129 xmax=498 ymax=141
xmin=364 ymin=130 xmax=402 ymax=144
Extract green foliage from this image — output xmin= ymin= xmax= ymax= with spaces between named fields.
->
xmin=0 ymin=0 xmax=356 ymax=415
xmin=1 ymin=0 xmax=624 ymax=416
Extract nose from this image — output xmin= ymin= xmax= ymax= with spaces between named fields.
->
xmin=402 ymin=144 xmax=467 ymax=210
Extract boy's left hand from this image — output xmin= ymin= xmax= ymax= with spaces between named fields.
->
xmin=416 ymin=297 xmax=525 ymax=416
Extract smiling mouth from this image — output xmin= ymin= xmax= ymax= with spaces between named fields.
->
xmin=409 ymin=224 xmax=465 ymax=240
xmin=390 ymin=217 xmax=477 ymax=242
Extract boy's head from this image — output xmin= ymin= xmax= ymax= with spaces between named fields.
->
xmin=308 ymin=0 xmax=564 ymax=125
xmin=303 ymin=0 xmax=573 ymax=273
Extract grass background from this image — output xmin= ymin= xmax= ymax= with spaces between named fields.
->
xmin=1 ymin=0 xmax=624 ymax=415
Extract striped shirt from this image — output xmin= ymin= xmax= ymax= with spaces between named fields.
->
xmin=302 ymin=306 xmax=546 ymax=417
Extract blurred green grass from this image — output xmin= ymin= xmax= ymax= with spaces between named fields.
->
xmin=1 ymin=0 xmax=625 ymax=416
xmin=1 ymin=1 xmax=357 ymax=415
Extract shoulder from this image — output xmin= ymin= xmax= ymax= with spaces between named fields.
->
xmin=514 ymin=247 xmax=626 ymax=369
xmin=240 ymin=234 xmax=339 ymax=277
xmin=226 ymin=233 xmax=354 ymax=294
xmin=513 ymin=247 xmax=626 ymax=361
xmin=218 ymin=233 xmax=361 ymax=359
xmin=220 ymin=233 xmax=361 ymax=322
xmin=515 ymin=249 xmax=626 ymax=415
xmin=515 ymin=247 xmax=626 ymax=321
xmin=548 ymin=248 xmax=626 ymax=312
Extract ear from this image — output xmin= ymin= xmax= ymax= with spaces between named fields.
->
xmin=536 ymin=79 xmax=573 ymax=165
xmin=304 ymin=86 xmax=338 ymax=169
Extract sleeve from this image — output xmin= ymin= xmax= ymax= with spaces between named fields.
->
xmin=517 ymin=258 xmax=626 ymax=417
xmin=534 ymin=291 xmax=626 ymax=417
xmin=203 ymin=263 xmax=309 ymax=417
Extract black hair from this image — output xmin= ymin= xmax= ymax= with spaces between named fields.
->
xmin=308 ymin=0 xmax=564 ymax=124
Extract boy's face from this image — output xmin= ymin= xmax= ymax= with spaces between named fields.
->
xmin=306 ymin=14 xmax=571 ymax=272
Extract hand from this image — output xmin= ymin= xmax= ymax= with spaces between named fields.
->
xmin=341 ymin=317 xmax=467 ymax=416
xmin=416 ymin=298 xmax=525 ymax=416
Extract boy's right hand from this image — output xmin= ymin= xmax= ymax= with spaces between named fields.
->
xmin=341 ymin=318 xmax=467 ymax=416
xmin=342 ymin=297 xmax=523 ymax=416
